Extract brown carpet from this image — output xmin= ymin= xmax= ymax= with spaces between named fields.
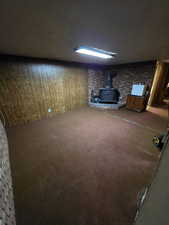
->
xmin=7 ymin=106 xmax=167 ymax=225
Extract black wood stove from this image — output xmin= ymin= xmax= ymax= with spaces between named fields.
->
xmin=91 ymin=70 xmax=120 ymax=104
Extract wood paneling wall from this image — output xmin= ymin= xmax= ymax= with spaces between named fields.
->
xmin=0 ymin=57 xmax=88 ymax=126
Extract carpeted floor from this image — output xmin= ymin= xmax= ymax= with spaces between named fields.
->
xmin=7 ymin=106 xmax=168 ymax=225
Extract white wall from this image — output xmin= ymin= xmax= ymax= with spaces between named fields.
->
xmin=135 ymin=135 xmax=169 ymax=225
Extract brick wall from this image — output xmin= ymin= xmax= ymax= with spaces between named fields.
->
xmin=88 ymin=69 xmax=104 ymax=102
xmin=0 ymin=121 xmax=16 ymax=225
xmin=88 ymin=62 xmax=156 ymax=103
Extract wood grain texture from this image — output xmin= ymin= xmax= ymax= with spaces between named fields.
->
xmin=0 ymin=58 xmax=88 ymax=126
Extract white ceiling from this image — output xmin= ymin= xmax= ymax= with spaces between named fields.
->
xmin=0 ymin=0 xmax=169 ymax=65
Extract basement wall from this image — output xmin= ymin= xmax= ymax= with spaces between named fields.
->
xmin=88 ymin=62 xmax=155 ymax=103
xmin=135 ymin=135 xmax=169 ymax=225
xmin=0 ymin=121 xmax=16 ymax=225
xmin=0 ymin=56 xmax=88 ymax=126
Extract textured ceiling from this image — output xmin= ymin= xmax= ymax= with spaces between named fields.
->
xmin=0 ymin=0 xmax=169 ymax=65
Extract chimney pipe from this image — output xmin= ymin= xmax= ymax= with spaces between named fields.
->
xmin=104 ymin=70 xmax=117 ymax=88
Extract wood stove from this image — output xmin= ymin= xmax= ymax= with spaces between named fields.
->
xmin=91 ymin=70 xmax=120 ymax=104
xmin=99 ymin=88 xmax=120 ymax=103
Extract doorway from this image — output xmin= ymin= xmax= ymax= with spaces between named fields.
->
xmin=148 ymin=61 xmax=169 ymax=107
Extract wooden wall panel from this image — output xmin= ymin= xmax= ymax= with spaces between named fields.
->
xmin=0 ymin=58 xmax=88 ymax=126
xmin=148 ymin=62 xmax=168 ymax=106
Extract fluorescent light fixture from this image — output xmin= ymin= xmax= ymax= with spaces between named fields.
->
xmin=75 ymin=46 xmax=116 ymax=59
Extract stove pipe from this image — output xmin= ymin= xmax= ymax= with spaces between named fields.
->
xmin=104 ymin=71 xmax=117 ymax=88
